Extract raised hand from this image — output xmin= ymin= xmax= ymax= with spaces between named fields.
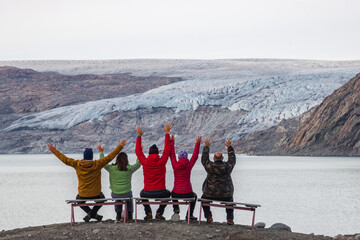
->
xmin=47 ymin=143 xmax=56 ymax=152
xmin=196 ymin=136 xmax=202 ymax=143
xmin=97 ymin=144 xmax=104 ymax=153
xmin=163 ymin=122 xmax=172 ymax=134
xmin=119 ymin=139 xmax=127 ymax=147
xmin=170 ymin=134 xmax=175 ymax=141
xmin=204 ymin=138 xmax=211 ymax=147
xmin=136 ymin=126 xmax=144 ymax=136
xmin=225 ymin=139 xmax=232 ymax=147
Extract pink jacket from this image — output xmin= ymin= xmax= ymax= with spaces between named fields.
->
xmin=170 ymin=139 xmax=200 ymax=194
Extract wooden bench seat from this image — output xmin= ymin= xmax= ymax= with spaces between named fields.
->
xmin=66 ymin=198 xmax=131 ymax=226
xmin=198 ymin=198 xmax=261 ymax=230
xmin=134 ymin=197 xmax=196 ymax=224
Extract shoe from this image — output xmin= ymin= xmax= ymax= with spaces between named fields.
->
xmin=127 ymin=212 xmax=133 ymax=221
xmin=83 ymin=214 xmax=91 ymax=222
xmin=94 ymin=214 xmax=103 ymax=222
xmin=206 ymin=217 xmax=213 ymax=223
xmin=155 ymin=213 xmax=165 ymax=220
xmin=116 ymin=212 xmax=122 ymax=222
xmin=171 ymin=213 xmax=180 ymax=221
xmin=227 ymin=219 xmax=234 ymax=225
xmin=144 ymin=213 xmax=153 ymax=220
xmin=186 ymin=215 xmax=197 ymax=221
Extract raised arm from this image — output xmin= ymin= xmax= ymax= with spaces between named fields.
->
xmin=159 ymin=122 xmax=172 ymax=164
xmin=189 ymin=136 xmax=202 ymax=168
xmin=47 ymin=143 xmax=77 ymax=168
xmin=97 ymin=140 xmax=127 ymax=168
xmin=201 ymin=138 xmax=212 ymax=173
xmin=225 ymin=139 xmax=236 ymax=172
xmin=128 ymin=158 xmax=141 ymax=173
xmin=135 ymin=125 xmax=147 ymax=165
xmin=170 ymin=134 xmax=177 ymax=169
xmin=97 ymin=144 xmax=110 ymax=171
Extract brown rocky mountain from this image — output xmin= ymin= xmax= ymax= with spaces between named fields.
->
xmin=237 ymin=73 xmax=360 ymax=156
xmin=0 ymin=66 xmax=182 ymax=114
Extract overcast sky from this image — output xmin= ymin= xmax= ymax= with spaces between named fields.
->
xmin=1 ymin=0 xmax=359 ymax=60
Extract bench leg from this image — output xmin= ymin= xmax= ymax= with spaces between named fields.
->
xmin=70 ymin=204 xmax=75 ymax=226
xmin=187 ymin=202 xmax=191 ymax=224
xmin=252 ymin=209 xmax=256 ymax=230
xmin=198 ymin=202 xmax=202 ymax=224
xmin=124 ymin=202 xmax=127 ymax=223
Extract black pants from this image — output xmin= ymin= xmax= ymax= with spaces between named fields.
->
xmin=201 ymin=194 xmax=234 ymax=220
xmin=140 ymin=189 xmax=171 ymax=215
xmin=76 ymin=192 xmax=105 ymax=218
xmin=171 ymin=191 xmax=197 ymax=216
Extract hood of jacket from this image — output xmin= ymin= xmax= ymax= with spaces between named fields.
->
xmin=177 ymin=158 xmax=190 ymax=169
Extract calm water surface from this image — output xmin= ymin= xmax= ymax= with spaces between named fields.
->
xmin=1 ymin=154 xmax=360 ymax=236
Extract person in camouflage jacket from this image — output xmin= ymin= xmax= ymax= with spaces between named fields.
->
xmin=201 ymin=138 xmax=236 ymax=225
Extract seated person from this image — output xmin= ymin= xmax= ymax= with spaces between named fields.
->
xmin=135 ymin=123 xmax=172 ymax=220
xmin=47 ymin=139 xmax=127 ymax=222
xmin=170 ymin=134 xmax=201 ymax=221
xmin=201 ymin=138 xmax=236 ymax=225
xmin=98 ymin=144 xmax=141 ymax=221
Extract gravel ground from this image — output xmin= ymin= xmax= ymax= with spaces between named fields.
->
xmin=0 ymin=219 xmax=347 ymax=240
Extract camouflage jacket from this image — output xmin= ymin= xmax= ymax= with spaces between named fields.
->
xmin=201 ymin=146 xmax=236 ymax=198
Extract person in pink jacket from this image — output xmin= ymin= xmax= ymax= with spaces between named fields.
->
xmin=170 ymin=134 xmax=202 ymax=220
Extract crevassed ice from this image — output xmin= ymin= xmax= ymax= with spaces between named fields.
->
xmin=4 ymin=68 xmax=358 ymax=138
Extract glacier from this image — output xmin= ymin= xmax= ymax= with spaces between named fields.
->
xmin=2 ymin=59 xmax=360 ymax=138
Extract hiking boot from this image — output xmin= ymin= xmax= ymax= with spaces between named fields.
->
xmin=94 ymin=214 xmax=103 ymax=222
xmin=116 ymin=212 xmax=122 ymax=222
xmin=186 ymin=215 xmax=197 ymax=221
xmin=206 ymin=217 xmax=213 ymax=223
xmin=171 ymin=213 xmax=180 ymax=221
xmin=155 ymin=213 xmax=165 ymax=220
xmin=227 ymin=219 xmax=234 ymax=225
xmin=83 ymin=214 xmax=91 ymax=222
xmin=144 ymin=213 xmax=153 ymax=220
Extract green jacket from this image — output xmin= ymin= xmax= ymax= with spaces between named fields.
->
xmin=101 ymin=153 xmax=141 ymax=194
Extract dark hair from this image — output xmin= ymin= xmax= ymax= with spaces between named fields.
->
xmin=112 ymin=152 xmax=129 ymax=171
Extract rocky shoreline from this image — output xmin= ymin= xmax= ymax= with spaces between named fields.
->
xmin=1 ymin=220 xmax=358 ymax=240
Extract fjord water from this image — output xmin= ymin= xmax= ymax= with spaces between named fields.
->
xmin=1 ymin=154 xmax=360 ymax=236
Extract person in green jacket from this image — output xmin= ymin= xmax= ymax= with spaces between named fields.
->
xmin=98 ymin=144 xmax=141 ymax=221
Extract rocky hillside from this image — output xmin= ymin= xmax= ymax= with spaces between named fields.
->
xmin=285 ymin=73 xmax=360 ymax=155
xmin=238 ymin=73 xmax=360 ymax=156
xmin=0 ymin=66 xmax=182 ymax=114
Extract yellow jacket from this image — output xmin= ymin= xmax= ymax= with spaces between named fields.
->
xmin=52 ymin=144 xmax=123 ymax=197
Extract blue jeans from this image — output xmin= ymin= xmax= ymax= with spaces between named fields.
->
xmin=111 ymin=191 xmax=134 ymax=216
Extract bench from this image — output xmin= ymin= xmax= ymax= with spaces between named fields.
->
xmin=134 ymin=197 xmax=196 ymax=224
xmin=198 ymin=198 xmax=261 ymax=230
xmin=66 ymin=198 xmax=131 ymax=226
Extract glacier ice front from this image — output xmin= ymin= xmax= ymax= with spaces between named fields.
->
xmin=3 ymin=61 xmax=359 ymax=138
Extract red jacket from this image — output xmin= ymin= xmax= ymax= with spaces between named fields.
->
xmin=135 ymin=134 xmax=171 ymax=191
xmin=170 ymin=139 xmax=200 ymax=194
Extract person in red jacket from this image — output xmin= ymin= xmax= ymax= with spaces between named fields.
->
xmin=170 ymin=134 xmax=201 ymax=221
xmin=135 ymin=122 xmax=172 ymax=220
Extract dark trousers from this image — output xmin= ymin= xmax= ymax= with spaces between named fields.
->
xmin=111 ymin=191 xmax=133 ymax=218
xmin=171 ymin=191 xmax=197 ymax=216
xmin=76 ymin=192 xmax=105 ymax=218
xmin=201 ymin=194 xmax=234 ymax=220
xmin=140 ymin=189 xmax=171 ymax=215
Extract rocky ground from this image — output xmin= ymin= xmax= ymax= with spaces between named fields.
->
xmin=1 ymin=220 xmax=354 ymax=240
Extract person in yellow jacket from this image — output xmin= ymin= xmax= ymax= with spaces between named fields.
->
xmin=47 ymin=139 xmax=127 ymax=222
